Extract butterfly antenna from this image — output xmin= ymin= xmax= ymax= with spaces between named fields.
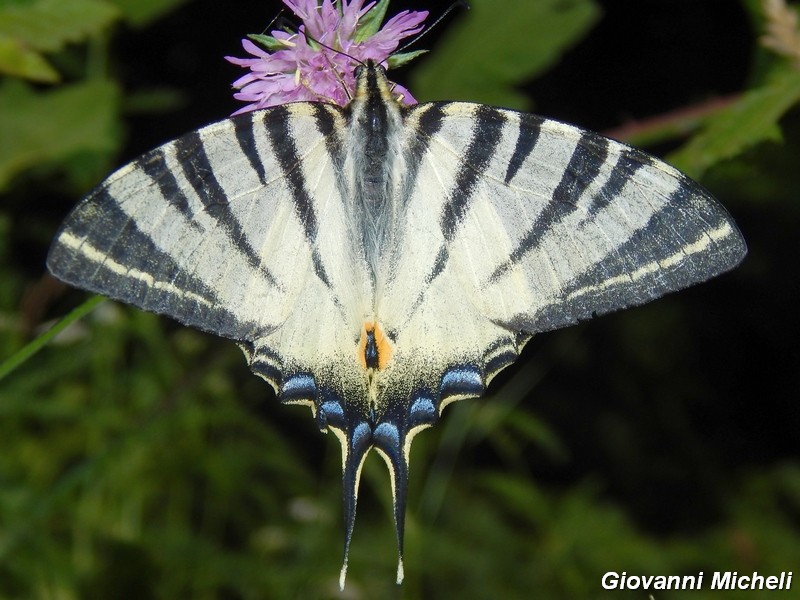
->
xmin=323 ymin=52 xmax=356 ymax=102
xmin=260 ymin=8 xmax=286 ymax=35
xmin=271 ymin=16 xmax=364 ymax=103
xmin=394 ymin=0 xmax=470 ymax=55
xmin=301 ymin=27 xmax=366 ymax=68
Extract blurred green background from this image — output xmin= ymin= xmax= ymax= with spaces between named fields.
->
xmin=1 ymin=0 xmax=799 ymax=598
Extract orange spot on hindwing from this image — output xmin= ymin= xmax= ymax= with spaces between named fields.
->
xmin=358 ymin=321 xmax=393 ymax=371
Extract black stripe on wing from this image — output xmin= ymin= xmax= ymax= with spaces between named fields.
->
xmin=174 ymin=131 xmax=280 ymax=289
xmin=381 ymin=102 xmax=447 ymax=290
xmin=261 ymin=105 xmax=319 ymax=242
xmin=440 ymin=105 xmax=506 ymax=241
xmin=551 ymin=131 xmax=610 ymax=205
xmin=402 ymin=102 xmax=446 ymax=189
xmin=233 ymin=111 xmax=267 ymax=186
xmin=489 ymin=131 xmax=611 ymax=283
xmin=136 ymin=150 xmax=202 ymax=231
xmin=580 ymin=146 xmax=650 ymax=222
xmin=47 ymin=188 xmax=252 ymax=339
xmin=260 ymin=105 xmax=339 ymax=294
xmin=391 ymin=245 xmax=450 ymax=335
xmin=517 ymin=180 xmax=747 ymax=334
xmin=504 ymin=113 xmax=544 ymax=185
xmin=312 ymin=104 xmax=349 ymax=205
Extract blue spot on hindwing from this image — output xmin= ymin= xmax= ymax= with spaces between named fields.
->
xmin=440 ymin=366 xmax=483 ymax=398
xmin=320 ymin=398 xmax=346 ymax=430
xmin=352 ymin=422 xmax=371 ymax=450
xmin=321 ymin=400 xmax=344 ymax=419
xmin=408 ymin=395 xmax=436 ymax=426
xmin=280 ymin=373 xmax=316 ymax=402
xmin=485 ymin=351 xmax=517 ymax=379
xmin=373 ymin=422 xmax=399 ymax=448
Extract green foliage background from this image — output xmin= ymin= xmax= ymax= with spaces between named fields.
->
xmin=1 ymin=0 xmax=799 ymax=598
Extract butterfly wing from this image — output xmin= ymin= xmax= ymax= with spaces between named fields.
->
xmin=383 ymin=101 xmax=746 ymax=364
xmin=374 ymin=100 xmax=747 ymax=441
xmin=47 ymin=103 xmax=371 ymax=395
xmin=365 ymin=104 xmax=747 ymax=560
xmin=427 ymin=103 xmax=745 ymax=332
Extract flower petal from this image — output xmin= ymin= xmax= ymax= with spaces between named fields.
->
xmin=226 ymin=0 xmax=428 ymax=112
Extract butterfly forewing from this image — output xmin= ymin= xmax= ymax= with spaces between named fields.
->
xmin=48 ymin=104 xmax=372 ymax=372
xmin=395 ymin=102 xmax=746 ymax=336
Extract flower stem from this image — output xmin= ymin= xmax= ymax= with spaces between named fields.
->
xmin=0 ymin=295 xmax=105 ymax=382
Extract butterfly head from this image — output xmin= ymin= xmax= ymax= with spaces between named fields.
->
xmin=352 ymin=60 xmax=406 ymax=107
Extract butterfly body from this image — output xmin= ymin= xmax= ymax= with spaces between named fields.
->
xmin=47 ymin=61 xmax=746 ymax=586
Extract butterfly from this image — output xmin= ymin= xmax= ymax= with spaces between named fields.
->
xmin=47 ymin=60 xmax=746 ymax=587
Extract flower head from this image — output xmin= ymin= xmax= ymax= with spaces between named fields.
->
xmin=225 ymin=0 xmax=428 ymax=114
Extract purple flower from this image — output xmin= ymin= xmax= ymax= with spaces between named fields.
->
xmin=225 ymin=0 xmax=428 ymax=114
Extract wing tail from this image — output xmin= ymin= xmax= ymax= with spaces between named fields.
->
xmin=337 ymin=419 xmax=370 ymax=591
xmin=372 ymin=424 xmax=410 ymax=585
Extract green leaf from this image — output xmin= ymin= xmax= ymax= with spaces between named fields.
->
xmin=354 ymin=0 xmax=390 ymax=43
xmin=668 ymin=67 xmax=800 ymax=178
xmin=0 ymin=78 xmax=122 ymax=191
xmin=409 ymin=0 xmax=600 ymax=109
xmin=0 ymin=34 xmax=59 ymax=81
xmin=105 ymin=0 xmax=191 ymax=27
xmin=0 ymin=0 xmax=119 ymax=53
xmin=386 ymin=49 xmax=427 ymax=69
xmin=247 ymin=33 xmax=286 ymax=52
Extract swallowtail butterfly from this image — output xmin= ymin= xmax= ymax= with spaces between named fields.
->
xmin=47 ymin=60 xmax=747 ymax=586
